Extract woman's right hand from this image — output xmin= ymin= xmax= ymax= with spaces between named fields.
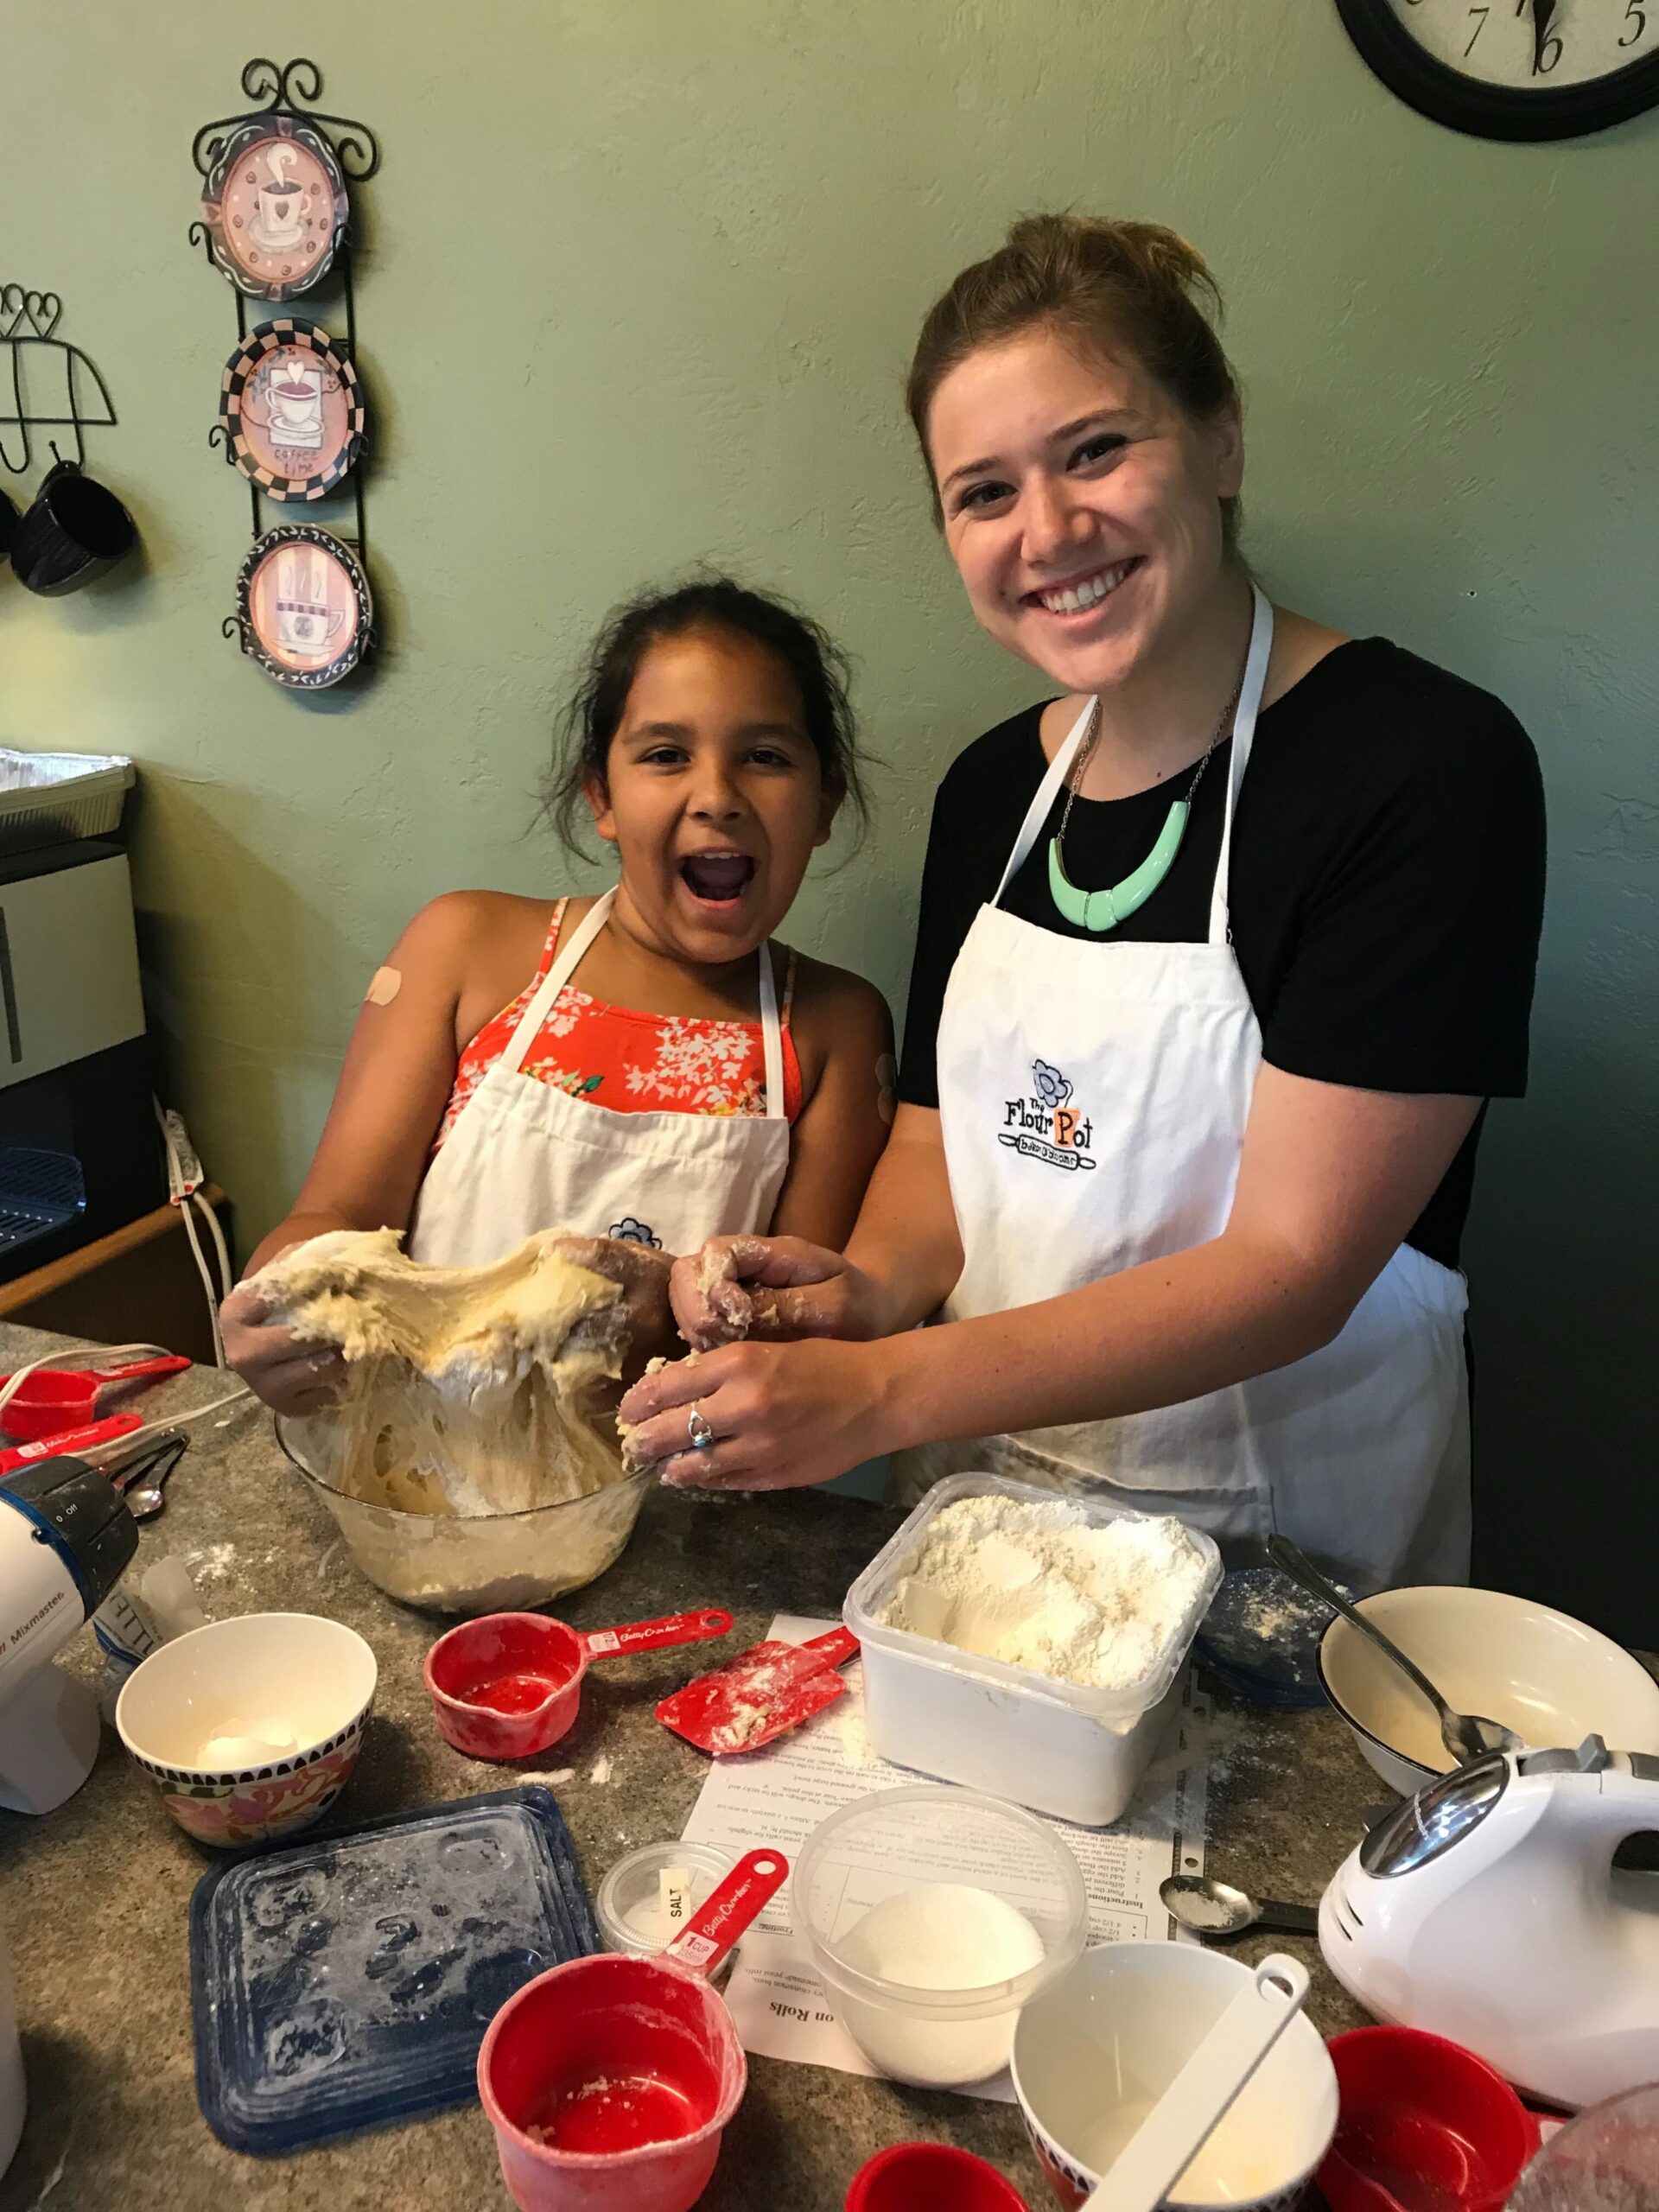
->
xmin=219 ymin=1282 xmax=346 ymax=1416
xmin=670 ymin=1235 xmax=893 ymax=1351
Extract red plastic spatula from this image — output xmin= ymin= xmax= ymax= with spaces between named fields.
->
xmin=657 ymin=1626 xmax=860 ymax=1755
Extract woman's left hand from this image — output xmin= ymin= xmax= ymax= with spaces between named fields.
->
xmin=616 ymin=1337 xmax=893 ymax=1491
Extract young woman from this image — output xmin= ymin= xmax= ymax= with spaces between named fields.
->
xmin=223 ymin=578 xmax=892 ymax=1414
xmin=622 ymin=218 xmax=1546 ymax=1590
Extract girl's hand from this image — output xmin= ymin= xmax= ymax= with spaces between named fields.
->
xmin=551 ymin=1235 xmax=677 ymax=1375
xmin=220 ymin=1284 xmax=345 ymax=1416
xmin=617 ymin=1337 xmax=893 ymax=1491
xmin=670 ymin=1235 xmax=892 ymax=1351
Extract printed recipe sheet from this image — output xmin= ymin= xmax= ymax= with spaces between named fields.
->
xmin=679 ymin=1613 xmax=1211 ymax=2101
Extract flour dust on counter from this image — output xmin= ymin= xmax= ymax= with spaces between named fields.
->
xmin=677 ymin=1614 xmax=1211 ymax=2099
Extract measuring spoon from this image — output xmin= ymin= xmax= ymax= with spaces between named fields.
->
xmin=1268 ymin=1536 xmax=1520 ymax=1766
xmin=1160 ymin=1873 xmax=1318 ymax=1942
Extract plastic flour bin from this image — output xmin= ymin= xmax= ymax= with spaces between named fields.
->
xmin=842 ymin=1473 xmax=1221 ymax=1827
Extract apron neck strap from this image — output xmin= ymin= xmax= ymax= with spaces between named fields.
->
xmin=1207 ymin=583 xmax=1274 ymax=947
xmin=989 ymin=583 xmax=1275 ymax=934
xmin=993 ymin=696 xmax=1096 ymax=906
xmin=498 ymin=885 xmax=786 ymax=1117
xmin=497 ymin=889 xmax=615 ymax=1077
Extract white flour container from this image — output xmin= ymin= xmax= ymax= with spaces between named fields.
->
xmin=843 ymin=1473 xmax=1221 ymax=1827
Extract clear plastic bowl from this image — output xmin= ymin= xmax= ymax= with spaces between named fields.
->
xmin=595 ymin=1840 xmax=736 ymax=1962
xmin=275 ymin=1414 xmax=653 ymax=1617
xmin=792 ymin=1784 xmax=1087 ymax=2088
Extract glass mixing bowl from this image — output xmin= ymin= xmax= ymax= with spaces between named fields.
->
xmin=275 ymin=1414 xmax=653 ymax=1617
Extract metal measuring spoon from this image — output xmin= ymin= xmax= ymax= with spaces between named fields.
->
xmin=105 ymin=1429 xmax=188 ymax=1522
xmin=1160 ymin=1873 xmax=1318 ymax=1941
xmin=1268 ymin=1535 xmax=1521 ymax=1766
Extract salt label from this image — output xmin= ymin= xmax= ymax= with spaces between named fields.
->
xmin=659 ymin=1866 xmax=692 ymax=1929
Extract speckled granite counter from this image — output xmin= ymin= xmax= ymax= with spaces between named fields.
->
xmin=0 ymin=1327 xmax=1385 ymax=2212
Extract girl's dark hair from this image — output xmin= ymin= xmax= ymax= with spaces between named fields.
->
xmin=547 ymin=576 xmax=869 ymax=855
xmin=906 ymin=213 xmax=1243 ymax=546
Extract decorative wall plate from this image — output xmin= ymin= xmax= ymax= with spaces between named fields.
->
xmin=219 ymin=321 xmax=365 ymax=500
xmin=237 ymin=525 xmax=371 ymax=690
xmin=200 ymin=117 xmax=350 ymax=302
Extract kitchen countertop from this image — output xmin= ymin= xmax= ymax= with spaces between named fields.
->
xmin=0 ymin=1329 xmax=1389 ymax=2212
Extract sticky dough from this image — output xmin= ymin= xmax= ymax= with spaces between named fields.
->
xmin=251 ymin=1229 xmax=628 ymax=1516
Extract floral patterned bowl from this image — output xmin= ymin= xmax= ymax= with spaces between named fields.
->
xmin=115 ymin=1612 xmax=377 ymax=1848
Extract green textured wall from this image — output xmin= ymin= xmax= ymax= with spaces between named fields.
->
xmin=10 ymin=3 xmax=1657 ymax=1635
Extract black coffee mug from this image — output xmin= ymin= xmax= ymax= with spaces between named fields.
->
xmin=10 ymin=460 xmax=137 ymax=596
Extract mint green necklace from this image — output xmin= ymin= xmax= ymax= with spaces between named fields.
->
xmin=1048 ymin=675 xmax=1242 ymax=933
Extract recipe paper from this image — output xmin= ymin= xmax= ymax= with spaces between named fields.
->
xmin=679 ymin=1613 xmax=1211 ymax=2100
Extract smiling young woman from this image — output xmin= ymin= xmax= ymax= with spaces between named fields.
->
xmin=621 ymin=217 xmax=1546 ymax=1593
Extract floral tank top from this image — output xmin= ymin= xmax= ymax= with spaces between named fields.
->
xmin=436 ymin=899 xmax=803 ymax=1147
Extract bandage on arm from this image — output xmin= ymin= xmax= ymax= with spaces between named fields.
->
xmin=242 ymin=898 xmax=483 ymax=1276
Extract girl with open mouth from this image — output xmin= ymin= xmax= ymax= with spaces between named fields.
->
xmin=220 ymin=577 xmax=892 ymax=1414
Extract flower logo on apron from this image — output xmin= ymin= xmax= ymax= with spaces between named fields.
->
xmin=607 ymin=1216 xmax=663 ymax=1247
xmin=998 ymin=1057 xmax=1097 ymax=1172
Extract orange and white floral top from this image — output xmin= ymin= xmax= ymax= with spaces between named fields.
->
xmin=435 ymin=899 xmax=803 ymax=1148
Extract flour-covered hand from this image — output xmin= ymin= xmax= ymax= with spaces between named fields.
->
xmin=550 ymin=1235 xmax=677 ymax=1376
xmin=615 ymin=1336 xmax=895 ymax=1491
xmin=221 ymin=1282 xmax=345 ymax=1416
xmin=670 ymin=1235 xmax=889 ymax=1352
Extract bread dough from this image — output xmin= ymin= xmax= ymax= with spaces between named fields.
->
xmin=251 ymin=1228 xmax=628 ymax=1517
xmin=617 ymin=1350 xmax=700 ymax=1470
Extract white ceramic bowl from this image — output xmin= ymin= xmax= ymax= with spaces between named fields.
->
xmin=793 ymin=1785 xmax=1088 ymax=2088
xmin=1011 ymin=1942 xmax=1338 ymax=2210
xmin=116 ymin=1611 xmax=377 ymax=1847
xmin=1318 ymin=1584 xmax=1659 ymax=1794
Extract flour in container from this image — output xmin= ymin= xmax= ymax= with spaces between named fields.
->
xmin=876 ymin=1494 xmax=1210 ymax=1693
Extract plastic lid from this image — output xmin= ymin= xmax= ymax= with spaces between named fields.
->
xmin=189 ymin=1783 xmax=598 ymax=2154
xmin=1193 ymin=1564 xmax=1352 ymax=1709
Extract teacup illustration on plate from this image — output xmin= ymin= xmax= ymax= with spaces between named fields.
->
xmin=252 ymin=355 xmax=326 ymax=449
xmin=271 ymin=545 xmax=348 ymax=662
xmin=250 ymin=146 xmax=309 ymax=252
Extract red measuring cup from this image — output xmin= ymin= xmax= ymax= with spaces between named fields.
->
xmin=846 ymin=2143 xmax=1031 ymax=2211
xmin=479 ymin=1847 xmax=786 ymax=2212
xmin=0 ymin=1412 xmax=143 ymax=1475
xmin=0 ymin=1354 xmax=188 ymax=1441
xmin=426 ymin=1608 xmax=734 ymax=1762
xmin=1317 ymin=2027 xmax=1541 ymax=2212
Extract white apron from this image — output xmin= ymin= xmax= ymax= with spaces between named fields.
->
xmin=408 ymin=888 xmax=792 ymax=1269
xmin=914 ymin=588 xmax=1471 ymax=1588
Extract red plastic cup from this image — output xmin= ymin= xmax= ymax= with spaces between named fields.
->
xmin=1318 ymin=2027 xmax=1541 ymax=2212
xmin=479 ymin=1849 xmax=785 ymax=2212
xmin=846 ymin=2142 xmax=1032 ymax=2211
xmin=425 ymin=1608 xmax=731 ymax=1762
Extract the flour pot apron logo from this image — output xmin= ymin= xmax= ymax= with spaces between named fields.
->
xmin=998 ymin=1057 xmax=1096 ymax=1171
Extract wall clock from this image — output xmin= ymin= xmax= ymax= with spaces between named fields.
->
xmin=1335 ymin=0 xmax=1659 ymax=138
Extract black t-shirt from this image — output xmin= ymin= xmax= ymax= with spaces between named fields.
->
xmin=899 ymin=639 xmax=1546 ymax=1269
